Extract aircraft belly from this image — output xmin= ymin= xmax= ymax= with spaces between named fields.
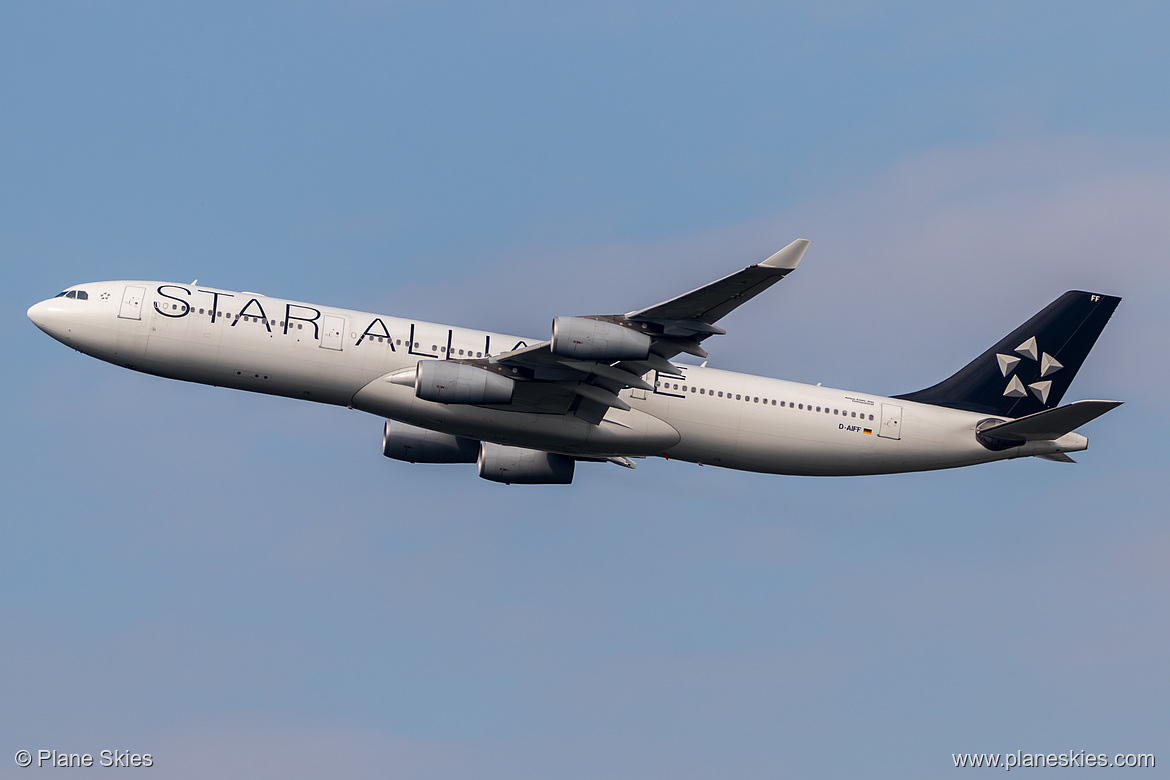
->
xmin=58 ymin=316 xmax=150 ymax=371
xmin=658 ymin=399 xmax=1001 ymax=476
xmin=123 ymin=324 xmax=369 ymax=406
xmin=351 ymin=374 xmax=680 ymax=456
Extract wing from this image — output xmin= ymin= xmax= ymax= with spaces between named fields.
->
xmin=625 ymin=238 xmax=809 ymax=324
xmin=460 ymin=239 xmax=809 ymax=423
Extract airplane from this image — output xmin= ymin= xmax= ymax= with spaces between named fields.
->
xmin=27 ymin=239 xmax=1122 ymax=484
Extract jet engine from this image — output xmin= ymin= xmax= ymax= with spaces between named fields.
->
xmin=477 ymin=442 xmax=575 ymax=484
xmin=412 ymin=360 xmax=515 ymax=404
xmin=383 ymin=420 xmax=479 ymax=463
xmin=550 ymin=316 xmax=651 ymax=361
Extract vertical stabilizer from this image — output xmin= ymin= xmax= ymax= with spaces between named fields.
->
xmin=895 ymin=291 xmax=1120 ymax=417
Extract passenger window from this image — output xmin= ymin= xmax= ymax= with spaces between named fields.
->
xmin=717 ymin=391 xmax=723 ymax=397
xmin=736 ymin=394 xmax=741 ymax=400
xmin=700 ymin=388 xmax=705 ymax=394
xmin=869 ymin=414 xmax=874 ymax=421
xmin=816 ymin=406 xmax=821 ymax=412
xmin=753 ymin=397 xmax=759 ymax=403
xmin=771 ymin=400 xmax=776 ymax=405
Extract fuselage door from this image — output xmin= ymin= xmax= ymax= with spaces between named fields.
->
xmin=878 ymin=403 xmax=902 ymax=440
xmin=629 ymin=371 xmax=651 ymax=400
xmin=321 ymin=315 xmax=345 ymax=351
xmin=118 ymin=285 xmax=146 ymax=320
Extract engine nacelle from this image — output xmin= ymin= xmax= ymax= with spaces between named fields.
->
xmin=550 ymin=316 xmax=651 ymax=361
xmin=383 ymin=420 xmax=479 ymax=463
xmin=477 ymin=442 xmax=575 ymax=484
xmin=415 ymin=360 xmax=515 ymax=404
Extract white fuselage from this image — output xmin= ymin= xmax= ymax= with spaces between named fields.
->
xmin=27 ymin=281 xmax=1088 ymax=476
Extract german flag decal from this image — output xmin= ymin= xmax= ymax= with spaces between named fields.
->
xmin=863 ymin=428 xmax=873 ymax=435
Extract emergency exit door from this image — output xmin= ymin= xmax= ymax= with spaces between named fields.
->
xmin=118 ymin=285 xmax=146 ymax=320
xmin=629 ymin=371 xmax=652 ymax=400
xmin=878 ymin=404 xmax=902 ymax=440
xmin=320 ymin=315 xmax=345 ymax=351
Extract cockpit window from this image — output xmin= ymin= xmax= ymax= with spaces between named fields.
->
xmin=54 ymin=290 xmax=88 ymax=300
xmin=76 ymin=290 xmax=88 ymax=300
xmin=54 ymin=291 xmax=68 ymax=298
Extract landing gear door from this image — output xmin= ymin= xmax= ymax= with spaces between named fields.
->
xmin=118 ymin=285 xmax=146 ymax=320
xmin=879 ymin=403 xmax=902 ymax=440
xmin=321 ymin=315 xmax=345 ymax=351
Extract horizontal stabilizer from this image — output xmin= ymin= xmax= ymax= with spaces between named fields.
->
xmin=980 ymin=400 xmax=1122 ymax=442
xmin=1036 ymin=452 xmax=1077 ymax=463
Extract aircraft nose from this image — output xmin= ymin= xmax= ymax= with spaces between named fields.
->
xmin=27 ymin=299 xmax=51 ymax=331
xmin=27 ymin=297 xmax=71 ymax=343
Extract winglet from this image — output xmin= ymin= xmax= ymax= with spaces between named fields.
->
xmin=759 ymin=239 xmax=810 ymax=271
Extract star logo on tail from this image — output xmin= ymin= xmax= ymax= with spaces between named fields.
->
xmin=996 ymin=337 xmax=1063 ymax=404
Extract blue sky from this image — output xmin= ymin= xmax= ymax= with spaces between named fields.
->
xmin=3 ymin=2 xmax=1168 ymax=778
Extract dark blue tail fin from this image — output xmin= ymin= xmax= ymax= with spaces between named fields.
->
xmin=895 ymin=291 xmax=1121 ymax=417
